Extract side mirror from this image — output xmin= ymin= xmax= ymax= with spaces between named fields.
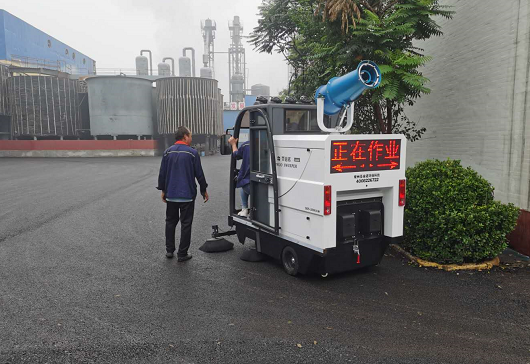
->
xmin=220 ymin=134 xmax=232 ymax=155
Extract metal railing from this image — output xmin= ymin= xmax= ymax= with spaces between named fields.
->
xmin=9 ymin=55 xmax=73 ymax=73
xmin=96 ymin=68 xmax=167 ymax=76
xmin=8 ymin=56 xmax=95 ymax=75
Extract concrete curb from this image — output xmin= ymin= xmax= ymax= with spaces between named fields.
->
xmin=390 ymin=244 xmax=500 ymax=271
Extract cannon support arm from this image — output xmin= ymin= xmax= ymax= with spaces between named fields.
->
xmin=316 ymin=97 xmax=355 ymax=133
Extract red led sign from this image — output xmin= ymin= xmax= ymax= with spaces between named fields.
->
xmin=330 ymin=139 xmax=401 ymax=173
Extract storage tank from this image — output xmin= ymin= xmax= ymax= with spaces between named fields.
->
xmin=0 ymin=64 xmax=9 ymax=116
xmin=231 ymin=74 xmax=245 ymax=101
xmin=157 ymin=77 xmax=222 ymax=136
xmin=200 ymin=67 xmax=213 ymax=79
xmin=251 ymin=84 xmax=270 ymax=97
xmin=86 ymin=76 xmax=154 ymax=137
xmin=158 ymin=62 xmax=171 ymax=76
xmin=179 ymin=57 xmax=192 ymax=77
xmin=136 ymin=56 xmax=149 ymax=76
xmin=10 ymin=75 xmax=81 ymax=137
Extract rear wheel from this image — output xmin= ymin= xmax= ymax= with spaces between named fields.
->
xmin=281 ymin=246 xmax=299 ymax=276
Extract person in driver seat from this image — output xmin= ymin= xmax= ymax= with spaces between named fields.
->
xmin=228 ymin=136 xmax=250 ymax=217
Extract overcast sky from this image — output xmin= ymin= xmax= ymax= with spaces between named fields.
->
xmin=2 ymin=0 xmax=288 ymax=97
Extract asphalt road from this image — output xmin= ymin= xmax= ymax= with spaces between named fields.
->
xmin=0 ymin=156 xmax=529 ymax=364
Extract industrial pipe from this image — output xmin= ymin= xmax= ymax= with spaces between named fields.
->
xmin=163 ymin=57 xmax=175 ymax=76
xmin=183 ymin=47 xmax=196 ymax=77
xmin=140 ymin=50 xmax=153 ymax=76
xmin=315 ymin=60 xmax=381 ymax=115
xmin=203 ymin=35 xmax=210 ymax=68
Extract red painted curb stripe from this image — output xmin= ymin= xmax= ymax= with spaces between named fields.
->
xmin=0 ymin=140 xmax=157 ymax=151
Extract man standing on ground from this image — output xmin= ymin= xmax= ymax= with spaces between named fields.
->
xmin=157 ymin=126 xmax=209 ymax=262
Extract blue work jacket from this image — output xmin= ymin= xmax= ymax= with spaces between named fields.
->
xmin=234 ymin=141 xmax=250 ymax=188
xmin=157 ymin=143 xmax=208 ymax=200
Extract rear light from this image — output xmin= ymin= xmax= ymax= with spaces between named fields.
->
xmin=324 ymin=185 xmax=332 ymax=215
xmin=399 ymin=179 xmax=406 ymax=206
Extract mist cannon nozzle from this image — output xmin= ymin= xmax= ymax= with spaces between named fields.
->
xmin=315 ymin=60 xmax=381 ymax=115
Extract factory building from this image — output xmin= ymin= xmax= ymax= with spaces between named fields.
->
xmin=0 ymin=9 xmax=95 ymax=74
xmin=0 ymin=11 xmax=261 ymax=156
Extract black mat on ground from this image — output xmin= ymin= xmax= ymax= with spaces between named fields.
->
xmin=240 ymin=248 xmax=268 ymax=262
xmin=199 ymin=238 xmax=234 ymax=253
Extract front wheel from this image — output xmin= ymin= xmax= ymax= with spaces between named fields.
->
xmin=281 ymin=246 xmax=299 ymax=276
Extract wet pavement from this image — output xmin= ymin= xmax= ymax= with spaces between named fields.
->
xmin=0 ymin=156 xmax=529 ymax=364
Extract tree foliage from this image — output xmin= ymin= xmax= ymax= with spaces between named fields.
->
xmin=251 ymin=0 xmax=453 ymax=140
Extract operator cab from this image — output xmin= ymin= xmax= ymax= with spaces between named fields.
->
xmin=220 ymin=103 xmax=337 ymax=231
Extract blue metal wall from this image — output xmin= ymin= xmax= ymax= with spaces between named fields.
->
xmin=223 ymin=110 xmax=238 ymax=131
xmin=245 ymin=95 xmax=257 ymax=105
xmin=0 ymin=10 xmax=95 ymax=75
xmin=222 ymin=96 xmax=259 ymax=130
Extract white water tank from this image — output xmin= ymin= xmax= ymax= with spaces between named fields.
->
xmin=200 ymin=67 xmax=213 ymax=79
xmin=158 ymin=62 xmax=171 ymax=76
xmin=179 ymin=57 xmax=192 ymax=77
xmin=136 ymin=56 xmax=149 ymax=76
xmin=251 ymin=84 xmax=271 ymax=97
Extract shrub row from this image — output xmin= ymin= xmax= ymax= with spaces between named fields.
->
xmin=403 ymin=159 xmax=520 ymax=264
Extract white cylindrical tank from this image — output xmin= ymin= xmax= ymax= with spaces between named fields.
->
xmin=136 ymin=56 xmax=149 ymax=76
xmin=251 ymin=84 xmax=271 ymax=97
xmin=200 ymin=67 xmax=213 ymax=79
xmin=158 ymin=62 xmax=171 ymax=76
xmin=179 ymin=57 xmax=192 ymax=77
xmin=87 ymin=76 xmax=154 ymax=136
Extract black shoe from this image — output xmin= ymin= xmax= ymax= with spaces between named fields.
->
xmin=177 ymin=254 xmax=192 ymax=262
xmin=166 ymin=252 xmax=174 ymax=259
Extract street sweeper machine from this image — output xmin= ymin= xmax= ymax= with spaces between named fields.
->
xmin=211 ymin=61 xmax=406 ymax=276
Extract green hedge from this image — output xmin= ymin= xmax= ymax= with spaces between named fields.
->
xmin=403 ymin=159 xmax=520 ymax=264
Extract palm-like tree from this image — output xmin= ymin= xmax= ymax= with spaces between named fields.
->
xmin=316 ymin=0 xmax=361 ymax=31
xmin=316 ymin=1 xmax=402 ymax=31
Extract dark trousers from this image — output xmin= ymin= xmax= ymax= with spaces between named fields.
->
xmin=165 ymin=201 xmax=195 ymax=257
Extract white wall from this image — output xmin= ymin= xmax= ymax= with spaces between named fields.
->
xmin=406 ymin=0 xmax=530 ymax=210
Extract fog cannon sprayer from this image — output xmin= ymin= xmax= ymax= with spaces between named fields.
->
xmin=315 ymin=60 xmax=382 ymax=115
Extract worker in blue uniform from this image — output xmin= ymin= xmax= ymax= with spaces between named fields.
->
xmin=228 ymin=136 xmax=250 ymax=217
xmin=157 ymin=126 xmax=209 ymax=261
